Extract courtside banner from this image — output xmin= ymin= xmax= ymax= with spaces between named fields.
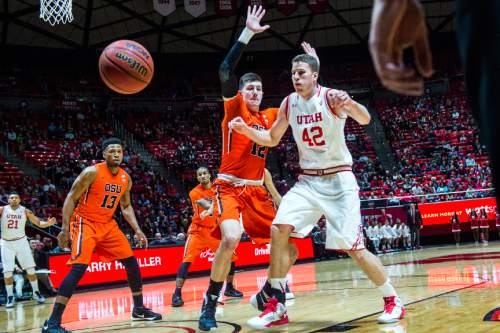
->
xmin=419 ymin=197 xmax=497 ymax=226
xmin=48 ymin=238 xmax=314 ymax=288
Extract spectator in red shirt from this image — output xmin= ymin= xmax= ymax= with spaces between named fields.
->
xmin=377 ymin=208 xmax=393 ymax=226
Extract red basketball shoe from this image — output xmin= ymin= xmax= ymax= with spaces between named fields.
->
xmin=247 ymin=297 xmax=289 ymax=329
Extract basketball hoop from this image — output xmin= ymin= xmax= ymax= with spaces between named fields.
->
xmin=40 ymin=0 xmax=73 ymax=26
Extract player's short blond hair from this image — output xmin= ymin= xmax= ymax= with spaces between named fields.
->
xmin=292 ymin=54 xmax=320 ymax=73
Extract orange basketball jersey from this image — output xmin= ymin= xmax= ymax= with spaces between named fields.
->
xmin=188 ymin=184 xmax=216 ymax=233
xmin=218 ymin=92 xmax=278 ymax=181
xmin=74 ymin=162 xmax=129 ymax=223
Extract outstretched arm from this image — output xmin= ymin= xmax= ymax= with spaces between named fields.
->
xmin=121 ymin=177 xmax=148 ymax=248
xmin=219 ymin=5 xmax=270 ymax=99
xmin=58 ymin=166 xmax=97 ymax=248
xmin=230 ymin=97 xmax=290 ymax=147
xmin=26 ymin=209 xmax=56 ymax=228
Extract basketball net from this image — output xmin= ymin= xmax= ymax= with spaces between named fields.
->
xmin=40 ymin=0 xmax=73 ymax=26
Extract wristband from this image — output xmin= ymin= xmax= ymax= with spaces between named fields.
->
xmin=238 ymin=27 xmax=255 ymax=44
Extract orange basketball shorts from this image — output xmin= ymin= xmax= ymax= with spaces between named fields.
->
xmin=183 ymin=229 xmax=237 ymax=263
xmin=212 ymin=180 xmax=277 ymax=245
xmin=68 ymin=214 xmax=134 ymax=265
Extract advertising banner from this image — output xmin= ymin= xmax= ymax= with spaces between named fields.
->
xmin=418 ymin=197 xmax=497 ymax=225
xmin=49 ymin=238 xmax=314 ymax=288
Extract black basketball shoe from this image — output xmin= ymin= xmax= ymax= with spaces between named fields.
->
xmin=131 ymin=307 xmax=162 ymax=321
xmin=198 ymin=294 xmax=218 ymax=331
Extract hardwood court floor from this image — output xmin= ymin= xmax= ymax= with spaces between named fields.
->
xmin=3 ymin=242 xmax=499 ymax=333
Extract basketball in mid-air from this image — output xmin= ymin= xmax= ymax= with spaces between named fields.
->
xmin=98 ymin=40 xmax=154 ymax=94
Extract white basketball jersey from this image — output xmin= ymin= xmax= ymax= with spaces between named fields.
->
xmin=286 ymin=86 xmax=353 ymax=170
xmin=1 ymin=205 xmax=27 ymax=240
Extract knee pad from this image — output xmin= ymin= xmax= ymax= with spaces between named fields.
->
xmin=26 ymin=267 xmax=36 ymax=276
xmin=57 ymin=264 xmax=88 ymax=298
xmin=72 ymin=263 xmax=88 ymax=275
xmin=176 ymin=262 xmax=191 ymax=280
xmin=121 ymin=256 xmax=139 ymax=270
xmin=120 ymin=257 xmax=142 ymax=293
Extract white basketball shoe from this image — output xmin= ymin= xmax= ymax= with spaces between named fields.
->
xmin=378 ymin=296 xmax=406 ymax=324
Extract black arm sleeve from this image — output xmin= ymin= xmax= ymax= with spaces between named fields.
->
xmin=219 ymin=41 xmax=247 ymax=99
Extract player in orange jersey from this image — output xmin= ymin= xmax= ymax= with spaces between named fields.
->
xmin=198 ymin=6 xmax=318 ymax=331
xmin=171 ymin=166 xmax=243 ymax=307
xmin=42 ymin=138 xmax=161 ymax=333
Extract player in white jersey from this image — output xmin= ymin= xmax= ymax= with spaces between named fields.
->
xmin=367 ymin=221 xmax=381 ymax=253
xmin=401 ymin=221 xmax=411 ymax=249
xmin=231 ymin=48 xmax=405 ymax=328
xmin=382 ymin=220 xmax=397 ymax=250
xmin=394 ymin=218 xmax=406 ymax=249
xmin=1 ymin=192 xmax=56 ymax=307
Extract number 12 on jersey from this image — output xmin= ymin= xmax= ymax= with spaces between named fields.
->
xmin=251 ymin=142 xmax=266 ymax=158
xmin=302 ymin=126 xmax=325 ymax=146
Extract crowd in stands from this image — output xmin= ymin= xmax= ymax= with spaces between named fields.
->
xmin=0 ymin=105 xmax=191 ymax=243
xmin=115 ymin=103 xmax=222 ymax=188
xmin=372 ymin=87 xmax=493 ymax=202
xmin=0 ymin=59 xmax=495 ymax=253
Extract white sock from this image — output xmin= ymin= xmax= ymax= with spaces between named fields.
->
xmin=29 ymin=280 xmax=39 ymax=293
xmin=270 ymin=278 xmax=287 ymax=292
xmin=6 ymin=284 xmax=14 ymax=297
xmin=377 ymin=279 xmax=397 ymax=298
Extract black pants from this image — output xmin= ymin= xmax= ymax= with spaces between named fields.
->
xmin=409 ymin=227 xmax=420 ymax=248
xmin=456 ymin=0 xmax=500 ymax=202
xmin=313 ymin=243 xmax=325 ymax=259
xmin=414 ymin=228 xmax=421 ymax=247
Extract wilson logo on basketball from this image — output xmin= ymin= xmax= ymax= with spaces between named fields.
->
xmin=126 ymin=42 xmax=150 ymax=60
xmin=115 ymin=52 xmax=148 ymax=77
